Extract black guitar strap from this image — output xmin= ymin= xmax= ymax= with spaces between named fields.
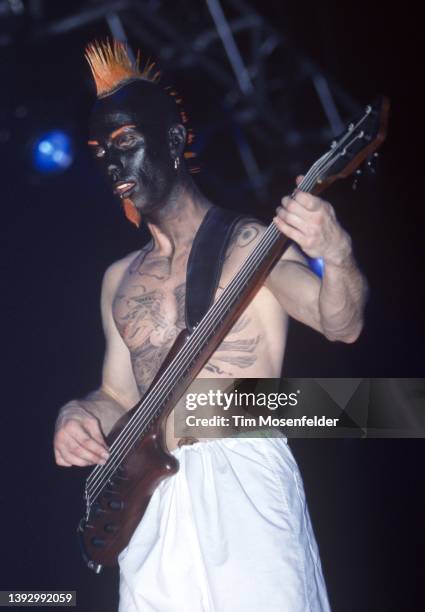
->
xmin=185 ymin=206 xmax=246 ymax=332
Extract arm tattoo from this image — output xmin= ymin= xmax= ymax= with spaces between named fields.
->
xmin=225 ymin=222 xmax=260 ymax=261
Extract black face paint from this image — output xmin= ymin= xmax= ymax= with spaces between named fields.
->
xmin=89 ymin=79 xmax=183 ymax=215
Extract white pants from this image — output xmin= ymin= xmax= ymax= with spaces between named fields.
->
xmin=118 ymin=437 xmax=331 ymax=612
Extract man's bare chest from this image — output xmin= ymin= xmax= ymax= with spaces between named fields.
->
xmin=112 ymin=249 xmax=188 ymax=353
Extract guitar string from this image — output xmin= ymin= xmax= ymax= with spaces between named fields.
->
xmin=85 ymin=146 xmax=349 ymax=502
xmin=86 ymin=122 xmax=369 ymax=501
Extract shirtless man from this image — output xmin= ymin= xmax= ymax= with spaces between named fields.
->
xmin=53 ymin=41 xmax=366 ymax=612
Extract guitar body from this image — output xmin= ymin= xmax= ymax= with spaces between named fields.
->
xmin=78 ymin=331 xmax=192 ymax=571
xmin=78 ymin=421 xmax=178 ymax=570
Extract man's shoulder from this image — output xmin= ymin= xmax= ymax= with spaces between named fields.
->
xmin=103 ymin=250 xmax=138 ymax=281
xmin=231 ymin=215 xmax=266 ymax=234
xmin=225 ymin=214 xmax=303 ymax=265
xmin=224 ymin=215 xmax=267 ymax=261
xmin=106 ymin=249 xmax=141 ymax=274
xmin=102 ymin=246 xmax=149 ymax=294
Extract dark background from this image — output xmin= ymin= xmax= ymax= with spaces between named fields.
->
xmin=1 ymin=1 xmax=423 ymax=611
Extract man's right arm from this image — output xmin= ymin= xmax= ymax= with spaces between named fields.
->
xmin=53 ymin=255 xmax=140 ymax=467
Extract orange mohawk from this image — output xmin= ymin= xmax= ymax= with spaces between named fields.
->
xmin=85 ymin=39 xmax=160 ymax=97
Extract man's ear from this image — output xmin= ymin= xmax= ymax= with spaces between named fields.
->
xmin=168 ymin=124 xmax=187 ymax=160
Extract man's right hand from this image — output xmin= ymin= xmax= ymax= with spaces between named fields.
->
xmin=53 ymin=401 xmax=110 ymax=467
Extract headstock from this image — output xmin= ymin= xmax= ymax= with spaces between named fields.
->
xmin=300 ymin=97 xmax=390 ymax=196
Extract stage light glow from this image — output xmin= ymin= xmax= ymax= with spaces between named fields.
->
xmin=308 ymin=257 xmax=324 ymax=278
xmin=33 ymin=130 xmax=74 ymax=173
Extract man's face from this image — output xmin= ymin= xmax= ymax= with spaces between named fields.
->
xmin=88 ymin=80 xmax=179 ymax=215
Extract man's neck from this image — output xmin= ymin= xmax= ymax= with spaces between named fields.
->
xmin=145 ymin=178 xmax=212 ymax=257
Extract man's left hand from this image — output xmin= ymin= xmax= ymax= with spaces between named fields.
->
xmin=273 ymin=177 xmax=352 ymax=266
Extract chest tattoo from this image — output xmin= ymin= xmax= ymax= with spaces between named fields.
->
xmin=114 ymin=281 xmax=186 ymax=395
xmin=129 ymin=250 xmax=172 ymax=281
xmin=204 ymin=314 xmax=260 ymax=376
xmin=115 ymin=227 xmax=264 ymax=390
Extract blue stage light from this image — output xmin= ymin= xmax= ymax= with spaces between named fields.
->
xmin=308 ymin=256 xmax=324 ymax=278
xmin=33 ymin=130 xmax=74 ymax=173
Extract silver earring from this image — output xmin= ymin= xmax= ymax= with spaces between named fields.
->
xmin=174 ymin=157 xmax=180 ymax=170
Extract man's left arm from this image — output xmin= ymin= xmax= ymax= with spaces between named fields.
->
xmin=265 ymin=185 xmax=368 ymax=343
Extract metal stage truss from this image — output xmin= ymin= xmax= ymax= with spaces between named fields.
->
xmin=2 ymin=0 xmax=361 ymax=202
